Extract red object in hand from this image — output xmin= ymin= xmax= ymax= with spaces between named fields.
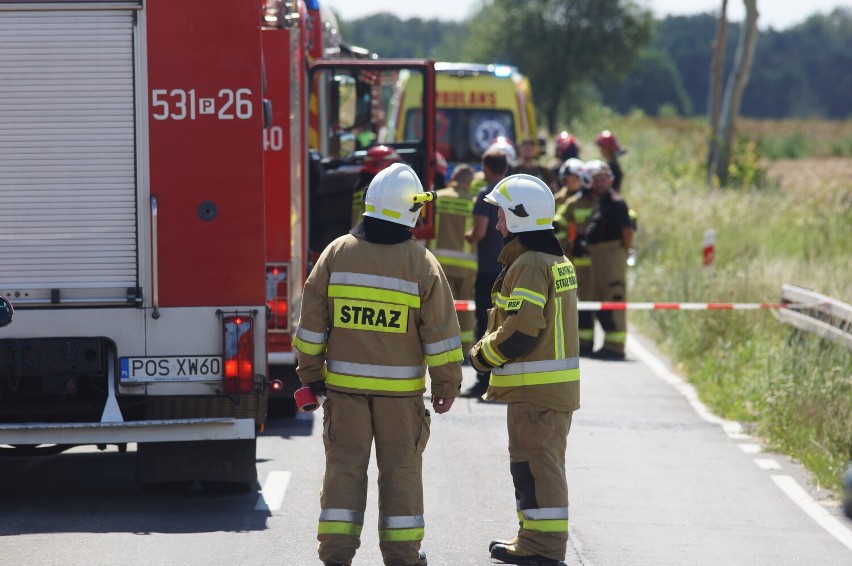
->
xmin=294 ymin=386 xmax=320 ymax=413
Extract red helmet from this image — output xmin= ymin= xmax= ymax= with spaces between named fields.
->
xmin=363 ymin=145 xmax=402 ymax=175
xmin=555 ymin=131 xmax=580 ymax=160
xmin=595 ymin=130 xmax=624 ymax=155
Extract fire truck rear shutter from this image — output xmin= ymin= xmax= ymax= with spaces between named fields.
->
xmin=0 ymin=7 xmax=140 ymax=306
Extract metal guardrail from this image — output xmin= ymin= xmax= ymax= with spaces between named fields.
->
xmin=778 ymin=284 xmax=852 ymax=350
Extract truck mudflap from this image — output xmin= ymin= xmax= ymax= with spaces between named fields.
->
xmin=0 ymin=417 xmax=255 ymax=446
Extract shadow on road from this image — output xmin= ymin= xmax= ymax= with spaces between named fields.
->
xmin=263 ymin=411 xmax=316 ymax=438
xmin=0 ymin=449 xmax=271 ymax=536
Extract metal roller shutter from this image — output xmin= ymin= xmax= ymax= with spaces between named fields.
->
xmin=0 ymin=8 xmax=138 ymax=306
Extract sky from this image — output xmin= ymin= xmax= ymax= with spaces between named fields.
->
xmin=324 ymin=0 xmax=851 ymax=30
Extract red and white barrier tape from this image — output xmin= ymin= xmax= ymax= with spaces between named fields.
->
xmin=453 ymin=300 xmax=819 ymax=312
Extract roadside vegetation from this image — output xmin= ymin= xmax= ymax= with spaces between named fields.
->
xmin=567 ymin=111 xmax=852 ymax=494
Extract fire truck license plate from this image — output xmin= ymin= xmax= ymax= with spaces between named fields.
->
xmin=120 ymin=356 xmax=222 ymax=383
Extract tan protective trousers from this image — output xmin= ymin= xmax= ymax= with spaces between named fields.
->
xmin=318 ymin=390 xmax=430 ymax=566
xmin=508 ymin=402 xmax=574 ymax=561
xmin=445 ymin=271 xmax=476 ymax=353
xmin=587 ymin=240 xmax=628 ymax=354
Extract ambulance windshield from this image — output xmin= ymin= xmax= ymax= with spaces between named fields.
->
xmin=404 ymin=108 xmax=515 ymax=164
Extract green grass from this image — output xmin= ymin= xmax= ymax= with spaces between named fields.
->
xmin=569 ymin=114 xmax=852 ymax=494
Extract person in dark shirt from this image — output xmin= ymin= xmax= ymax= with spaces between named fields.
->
xmin=584 ymin=160 xmax=633 ymax=360
xmin=463 ymin=149 xmax=509 ymax=397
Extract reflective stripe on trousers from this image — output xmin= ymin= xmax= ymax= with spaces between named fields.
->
xmin=318 ymin=508 xmax=364 ymax=537
xmin=516 ymin=507 xmax=569 ymax=532
xmin=379 ymin=514 xmax=425 ymax=541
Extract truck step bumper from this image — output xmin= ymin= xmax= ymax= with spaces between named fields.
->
xmin=0 ymin=418 xmax=255 ymax=446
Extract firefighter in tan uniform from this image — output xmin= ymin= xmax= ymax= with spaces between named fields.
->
xmin=552 ymin=158 xmax=587 ymax=250
xmin=469 ymin=174 xmax=580 ymax=566
xmin=584 ymin=160 xmax=633 ymax=360
xmin=424 ymin=164 xmax=477 ymax=353
xmin=553 ymin=159 xmax=596 ymax=355
xmin=294 ymin=163 xmax=463 ymax=566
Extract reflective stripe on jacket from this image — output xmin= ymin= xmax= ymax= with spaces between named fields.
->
xmin=295 ymin=233 xmax=463 ymax=398
xmin=472 ymin=238 xmax=580 ymax=411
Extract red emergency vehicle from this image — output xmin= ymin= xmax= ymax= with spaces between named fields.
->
xmin=0 ymin=0 xmax=269 ymax=490
xmin=261 ymin=1 xmax=437 ymax=413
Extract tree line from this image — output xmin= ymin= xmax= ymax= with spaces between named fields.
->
xmin=337 ymin=3 xmax=852 ymax=127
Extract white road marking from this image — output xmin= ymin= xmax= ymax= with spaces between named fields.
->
xmin=628 ymin=335 xmax=852 ymax=551
xmin=755 ymin=458 xmax=782 ymax=470
xmin=738 ymin=443 xmax=762 ymax=454
xmin=568 ymin=525 xmax=596 ymax=566
xmin=255 ymin=470 xmax=292 ymax=512
xmin=771 ymin=475 xmax=852 ymax=551
xmin=727 ymin=431 xmax=753 ymax=441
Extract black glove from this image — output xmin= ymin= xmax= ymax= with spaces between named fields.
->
xmin=308 ymin=381 xmax=327 ymax=397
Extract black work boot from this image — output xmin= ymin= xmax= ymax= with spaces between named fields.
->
xmin=590 ymin=348 xmax=625 ymax=361
xmin=489 ymin=536 xmax=519 ymax=551
xmin=490 ymin=542 xmax=566 ymax=566
xmin=390 ymin=550 xmax=426 ymax=566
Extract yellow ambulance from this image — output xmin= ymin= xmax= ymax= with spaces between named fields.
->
xmin=384 ymin=62 xmax=538 ymax=168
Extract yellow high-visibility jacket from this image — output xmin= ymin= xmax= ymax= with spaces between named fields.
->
xmin=294 ymin=231 xmax=463 ymax=399
xmin=424 ymin=185 xmax=477 ymax=277
xmin=471 ymin=237 xmax=580 ymax=412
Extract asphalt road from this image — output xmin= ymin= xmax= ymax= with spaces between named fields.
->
xmin=1 ymin=334 xmax=850 ymax=565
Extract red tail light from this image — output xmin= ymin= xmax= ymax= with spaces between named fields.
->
xmin=223 ymin=315 xmax=254 ymax=394
xmin=266 ymin=264 xmax=289 ymax=331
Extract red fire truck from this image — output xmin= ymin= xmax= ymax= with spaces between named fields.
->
xmin=261 ymin=1 xmax=437 ymax=414
xmin=0 ymin=0 xmax=270 ymax=490
xmin=0 ymin=0 xmax=438 ymax=488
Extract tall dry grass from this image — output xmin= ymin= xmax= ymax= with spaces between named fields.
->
xmin=564 ymin=112 xmax=852 ymax=493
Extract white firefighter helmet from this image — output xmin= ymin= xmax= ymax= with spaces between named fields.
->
xmin=558 ymin=157 xmax=585 ymax=182
xmin=363 ymin=163 xmax=433 ymax=228
xmin=485 ymin=174 xmax=555 ymax=233
xmin=585 ymin=159 xmax=613 ymax=180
